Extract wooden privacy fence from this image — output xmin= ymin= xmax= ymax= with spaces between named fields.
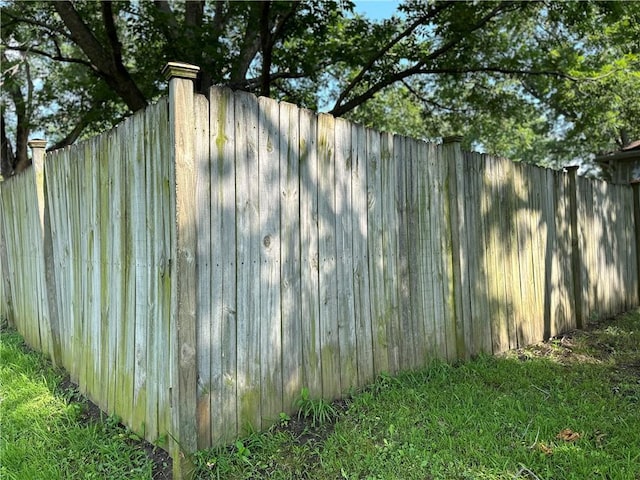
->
xmin=1 ymin=62 xmax=639 ymax=478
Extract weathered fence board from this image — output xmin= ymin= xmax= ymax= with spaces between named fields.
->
xmin=1 ymin=70 xmax=638 ymax=480
xmin=299 ymin=107 xmax=321 ymax=398
xmin=257 ymin=95 xmax=283 ymax=427
xmin=280 ymin=101 xmax=303 ymax=413
xmin=366 ymin=129 xmax=388 ymax=375
xmin=335 ymin=116 xmax=357 ymax=392
xmin=351 ymin=122 xmax=374 ymax=386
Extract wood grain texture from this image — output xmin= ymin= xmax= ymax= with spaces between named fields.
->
xmin=317 ymin=113 xmax=340 ymax=398
xmin=335 ymin=117 xmax=357 ymax=391
xmin=258 ymin=95 xmax=283 ymax=425
xmin=234 ymin=90 xmax=261 ymax=435
xmin=280 ymin=101 xmax=303 ymax=411
xmin=351 ymin=123 xmax=374 ymax=385
xmin=299 ymin=107 xmax=322 ymax=397
xmin=2 ymin=83 xmax=638 ymax=467
xmin=367 ymin=129 xmax=388 ymax=375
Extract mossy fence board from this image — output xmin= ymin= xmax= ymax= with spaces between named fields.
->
xmin=1 ymin=65 xmax=638 ymax=479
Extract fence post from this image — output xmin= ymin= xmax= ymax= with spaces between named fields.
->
xmin=632 ymin=180 xmax=640 ymax=306
xmin=162 ymin=61 xmax=200 ymax=480
xmin=29 ymin=139 xmax=62 ymax=366
xmin=566 ymin=165 xmax=583 ymax=329
xmin=442 ymin=135 xmax=465 ymax=360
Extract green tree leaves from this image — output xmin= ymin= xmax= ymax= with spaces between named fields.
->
xmin=1 ymin=0 xmax=637 ymax=172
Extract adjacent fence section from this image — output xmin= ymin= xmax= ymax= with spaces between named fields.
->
xmin=576 ymin=177 xmax=639 ymax=318
xmin=0 ymin=160 xmax=53 ymax=356
xmin=1 ymin=98 xmax=176 ymax=452
xmin=0 ymin=64 xmax=638 ymax=479
xmin=44 ymin=98 xmax=175 ymax=442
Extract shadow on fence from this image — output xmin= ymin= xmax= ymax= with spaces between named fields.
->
xmin=1 ymin=62 xmax=638 ymax=479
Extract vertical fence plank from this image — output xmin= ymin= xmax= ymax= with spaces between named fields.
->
xmin=194 ymin=94 xmax=212 ymax=448
xmin=459 ymin=151 xmax=478 ymax=356
xmin=144 ymin=102 xmax=160 ymax=444
xmin=632 ymin=182 xmax=640 ymax=307
xmin=280 ymin=101 xmax=303 ymax=409
xmin=299 ymin=107 xmax=321 ymax=397
xmin=381 ymin=133 xmax=401 ymax=371
xmin=208 ymin=86 xmax=228 ymax=445
xmin=351 ymin=123 xmax=374 ymax=385
xmin=444 ymin=138 xmax=467 ymax=360
xmin=335 ymin=117 xmax=357 ymax=391
xmin=258 ymin=96 xmax=283 ymax=421
xmin=210 ymin=86 xmax=238 ymax=444
xmin=234 ymin=90 xmax=262 ymax=435
xmin=367 ymin=130 xmax=388 ymax=375
xmin=96 ymin=133 xmax=110 ymax=415
xmin=473 ymin=154 xmax=493 ymax=354
xmin=30 ymin=139 xmax=56 ymax=363
xmin=318 ymin=113 xmax=340 ymax=398
xmin=406 ymin=139 xmax=426 ymax=367
xmin=132 ymin=111 xmax=149 ymax=436
xmin=519 ymin=163 xmax=536 ymax=345
xmin=439 ymin=144 xmax=457 ymax=360
xmin=419 ymin=143 xmax=437 ymax=358
xmin=426 ymin=145 xmax=446 ymax=358
xmin=88 ymin=136 xmax=101 ymax=406
xmin=121 ymin=119 xmax=137 ymax=428
xmin=395 ymin=136 xmax=414 ymax=369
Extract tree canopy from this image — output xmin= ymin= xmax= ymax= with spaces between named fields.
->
xmin=1 ymin=0 xmax=638 ymax=176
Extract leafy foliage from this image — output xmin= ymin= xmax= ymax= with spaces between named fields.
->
xmin=294 ymin=387 xmax=338 ymax=427
xmin=1 ymin=0 xmax=638 ymax=173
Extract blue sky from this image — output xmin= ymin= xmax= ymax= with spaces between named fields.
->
xmin=351 ymin=0 xmax=402 ymax=21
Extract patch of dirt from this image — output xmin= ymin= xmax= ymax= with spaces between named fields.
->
xmin=504 ymin=312 xmax=640 ymax=403
xmin=267 ymin=398 xmax=350 ymax=448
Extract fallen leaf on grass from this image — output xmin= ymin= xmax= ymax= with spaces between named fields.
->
xmin=556 ymin=428 xmax=581 ymax=442
xmin=536 ymin=442 xmax=554 ymax=455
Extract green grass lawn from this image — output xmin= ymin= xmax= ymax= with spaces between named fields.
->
xmin=2 ymin=309 xmax=639 ymax=480
xmin=195 ymin=309 xmax=640 ymax=480
xmin=0 ymin=324 xmax=170 ymax=480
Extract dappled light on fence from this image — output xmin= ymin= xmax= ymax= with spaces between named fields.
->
xmin=1 ymin=62 xmax=638 ymax=479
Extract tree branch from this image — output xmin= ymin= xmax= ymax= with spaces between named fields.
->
xmin=153 ymin=0 xmax=180 ymax=44
xmin=400 ymin=79 xmax=466 ymax=114
xmin=419 ymin=2 xmax=513 ymax=64
xmin=335 ymin=2 xmax=453 ymax=108
xmin=54 ymin=0 xmax=147 ymax=111
xmin=185 ymin=0 xmax=204 ymax=27
xmin=330 ymin=2 xmax=528 ymax=117
xmin=330 ymin=63 xmax=576 ymax=117
xmin=48 ymin=110 xmax=95 ymax=150
xmin=1 ymin=109 xmax=16 ymax=177
xmin=101 ymin=1 xmax=123 ymax=66
xmin=1 ymin=9 xmax=75 ymax=42
xmin=4 ymin=43 xmax=93 ymax=68
xmin=230 ymin=3 xmax=263 ymax=85
xmin=260 ymin=1 xmax=273 ymax=97
xmin=1 ymin=52 xmax=31 ymax=172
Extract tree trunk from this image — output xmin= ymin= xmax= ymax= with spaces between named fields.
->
xmin=54 ymin=1 xmax=148 ymax=112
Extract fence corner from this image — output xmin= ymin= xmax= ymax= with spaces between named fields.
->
xmin=566 ymin=165 xmax=584 ymax=329
xmin=28 ymin=139 xmax=62 ymax=366
xmin=442 ymin=134 xmax=466 ymax=360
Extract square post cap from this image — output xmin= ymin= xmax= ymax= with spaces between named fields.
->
xmin=162 ymin=62 xmax=200 ymax=81
xmin=28 ymin=139 xmax=48 ymax=150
